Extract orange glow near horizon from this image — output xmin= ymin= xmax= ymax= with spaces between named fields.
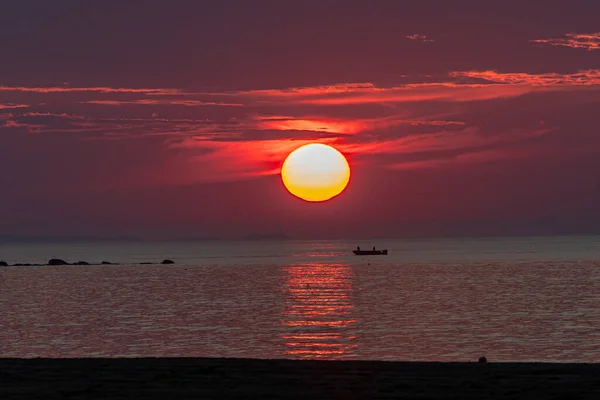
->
xmin=281 ymin=143 xmax=350 ymax=202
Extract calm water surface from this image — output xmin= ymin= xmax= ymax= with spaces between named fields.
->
xmin=1 ymin=237 xmax=600 ymax=361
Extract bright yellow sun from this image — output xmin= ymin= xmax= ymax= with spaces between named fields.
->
xmin=281 ymin=143 xmax=350 ymax=202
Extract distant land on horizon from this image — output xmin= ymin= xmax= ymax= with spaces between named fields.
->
xmin=244 ymin=230 xmax=290 ymax=241
xmin=1 ymin=232 xmax=599 ymax=244
xmin=0 ymin=234 xmax=143 ymax=243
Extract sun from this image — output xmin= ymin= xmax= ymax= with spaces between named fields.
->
xmin=281 ymin=143 xmax=350 ymax=202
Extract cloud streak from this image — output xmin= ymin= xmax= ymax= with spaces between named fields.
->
xmin=406 ymin=33 xmax=434 ymax=43
xmin=3 ymin=69 xmax=599 ymax=114
xmin=83 ymin=99 xmax=243 ymax=107
xmin=0 ymin=103 xmax=28 ymax=110
xmin=254 ymin=115 xmax=465 ymax=135
xmin=196 ymin=70 xmax=600 ymax=106
xmin=531 ymin=32 xmax=600 ymax=51
xmin=2 ymin=69 xmax=600 ymax=187
xmin=450 ymin=70 xmax=600 ymax=85
xmin=0 ymin=86 xmax=180 ymax=94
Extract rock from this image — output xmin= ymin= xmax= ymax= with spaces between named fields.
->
xmin=140 ymin=262 xmax=153 ymax=265
xmin=13 ymin=263 xmax=25 ymax=266
xmin=73 ymin=261 xmax=90 ymax=265
xmin=0 ymin=261 xmax=8 ymax=266
xmin=101 ymin=261 xmax=112 ymax=265
xmin=161 ymin=259 xmax=175 ymax=264
xmin=478 ymin=356 xmax=488 ymax=363
xmin=48 ymin=259 xmax=69 ymax=266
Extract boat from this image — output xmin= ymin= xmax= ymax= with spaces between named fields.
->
xmin=352 ymin=249 xmax=388 ymax=256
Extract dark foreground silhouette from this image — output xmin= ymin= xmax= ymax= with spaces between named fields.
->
xmin=1 ymin=358 xmax=599 ymax=399
xmin=353 ymin=249 xmax=388 ymax=255
xmin=1 ymin=259 xmax=176 ymax=267
xmin=353 ymin=246 xmax=388 ymax=255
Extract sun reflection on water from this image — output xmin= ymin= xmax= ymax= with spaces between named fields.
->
xmin=280 ymin=263 xmax=358 ymax=359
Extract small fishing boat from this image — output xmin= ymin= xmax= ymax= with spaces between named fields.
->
xmin=352 ymin=248 xmax=388 ymax=256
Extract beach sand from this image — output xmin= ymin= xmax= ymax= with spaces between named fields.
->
xmin=2 ymin=358 xmax=600 ymax=399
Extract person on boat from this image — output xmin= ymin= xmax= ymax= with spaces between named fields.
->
xmin=357 ymin=246 xmax=361 ymax=251
xmin=373 ymin=246 xmax=376 ymax=252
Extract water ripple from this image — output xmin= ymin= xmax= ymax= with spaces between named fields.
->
xmin=1 ymin=260 xmax=600 ymax=361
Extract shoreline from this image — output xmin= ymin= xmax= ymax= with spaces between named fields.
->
xmin=2 ymin=358 xmax=600 ymax=399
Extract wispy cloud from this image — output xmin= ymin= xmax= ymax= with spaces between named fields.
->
xmin=157 ymin=124 xmax=557 ymax=185
xmin=387 ymin=129 xmax=585 ymax=171
xmin=213 ymin=82 xmax=532 ymax=106
xmin=2 ymin=69 xmax=599 ymax=185
xmin=531 ymin=32 xmax=600 ymax=51
xmin=254 ymin=115 xmax=465 ymax=135
xmin=3 ymin=69 xmax=599 ymax=114
xmin=0 ymin=86 xmax=180 ymax=94
xmin=255 ymin=116 xmax=361 ymax=134
xmin=200 ymin=70 xmax=600 ymax=106
xmin=291 ymin=84 xmax=531 ymax=105
xmin=341 ymin=126 xmax=552 ymax=157
xmin=83 ymin=99 xmax=243 ymax=107
xmin=449 ymin=69 xmax=600 ymax=86
xmin=406 ymin=33 xmax=434 ymax=43
xmin=0 ymin=103 xmax=28 ymax=110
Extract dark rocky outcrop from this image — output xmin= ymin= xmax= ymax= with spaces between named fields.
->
xmin=0 ymin=261 xmax=8 ymax=266
xmin=140 ymin=262 xmax=153 ymax=265
xmin=48 ymin=259 xmax=69 ymax=266
xmin=73 ymin=261 xmax=90 ymax=266
xmin=161 ymin=259 xmax=175 ymax=264
xmin=101 ymin=261 xmax=112 ymax=265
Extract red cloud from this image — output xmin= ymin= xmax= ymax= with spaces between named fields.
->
xmin=0 ymin=103 xmax=28 ymax=110
xmin=293 ymin=84 xmax=531 ymax=105
xmin=203 ymin=70 xmax=600 ymax=107
xmin=531 ymin=33 xmax=600 ymax=51
xmin=3 ymin=70 xmax=599 ymax=186
xmin=3 ymin=69 xmax=598 ymax=115
xmin=235 ymin=83 xmax=376 ymax=98
xmin=253 ymin=115 xmax=465 ymax=135
xmin=148 ymin=138 xmax=326 ymax=186
xmin=256 ymin=116 xmax=361 ymax=134
xmin=450 ymin=70 xmax=600 ymax=85
xmin=154 ymin=122 xmax=554 ymax=186
xmin=217 ymin=83 xmax=532 ymax=106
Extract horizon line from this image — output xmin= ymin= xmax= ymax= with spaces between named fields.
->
xmin=1 ymin=232 xmax=599 ymax=243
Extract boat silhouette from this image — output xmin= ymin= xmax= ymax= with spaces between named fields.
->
xmin=352 ymin=248 xmax=388 ymax=256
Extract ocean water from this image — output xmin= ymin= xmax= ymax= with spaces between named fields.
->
xmin=1 ymin=236 xmax=600 ymax=362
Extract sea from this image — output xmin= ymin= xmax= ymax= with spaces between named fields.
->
xmin=1 ymin=236 xmax=599 ymax=362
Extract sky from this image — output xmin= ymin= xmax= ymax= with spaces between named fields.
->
xmin=1 ymin=0 xmax=600 ymax=240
